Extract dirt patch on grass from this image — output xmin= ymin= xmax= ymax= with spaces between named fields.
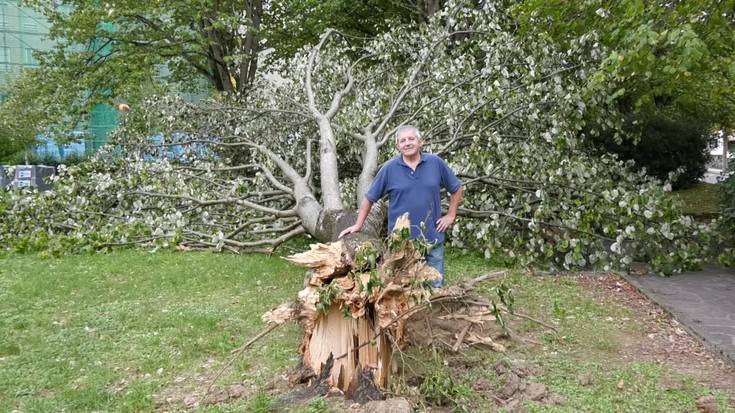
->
xmin=153 ymin=357 xmax=258 ymax=412
xmin=576 ymin=273 xmax=735 ymax=397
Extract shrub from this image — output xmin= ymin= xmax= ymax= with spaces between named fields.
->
xmin=721 ymin=172 xmax=735 ymax=228
xmin=718 ymin=171 xmax=735 ymax=266
xmin=419 ymin=370 xmax=472 ymax=408
xmin=589 ymin=112 xmax=717 ymax=189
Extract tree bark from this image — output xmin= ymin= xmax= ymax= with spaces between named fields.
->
xmin=202 ymin=14 xmax=234 ymax=92
xmin=238 ymin=0 xmax=262 ymax=92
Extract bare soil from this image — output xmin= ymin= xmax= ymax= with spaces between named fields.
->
xmin=576 ymin=273 xmax=735 ymax=397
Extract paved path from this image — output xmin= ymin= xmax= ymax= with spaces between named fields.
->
xmin=623 ymin=266 xmax=735 ymax=366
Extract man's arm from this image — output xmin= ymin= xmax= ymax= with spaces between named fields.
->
xmin=338 ymin=197 xmax=374 ymax=238
xmin=436 ymin=186 xmax=464 ymax=233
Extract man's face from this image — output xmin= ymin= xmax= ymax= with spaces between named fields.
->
xmin=396 ymin=130 xmax=423 ymax=158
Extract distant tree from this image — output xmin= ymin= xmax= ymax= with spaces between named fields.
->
xmin=0 ymin=70 xmax=62 ymax=162
xmin=513 ymin=0 xmax=735 ymax=183
xmin=1 ymin=0 xmax=449 ymax=157
xmin=514 ymin=0 xmax=735 ymax=126
xmin=28 ymin=0 xmax=265 ymax=93
xmin=589 ymin=112 xmax=717 ymax=189
xmin=263 ymin=0 xmax=411 ymax=60
xmin=0 ymin=0 xmax=265 ymax=156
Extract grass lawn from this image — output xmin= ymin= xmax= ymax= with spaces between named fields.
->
xmin=673 ymin=183 xmax=721 ymax=216
xmin=1 ymin=249 xmax=733 ymax=412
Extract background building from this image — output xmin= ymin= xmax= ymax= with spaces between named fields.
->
xmin=0 ymin=0 xmax=117 ymax=160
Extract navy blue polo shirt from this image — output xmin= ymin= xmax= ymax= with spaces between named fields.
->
xmin=366 ymin=152 xmax=462 ymax=244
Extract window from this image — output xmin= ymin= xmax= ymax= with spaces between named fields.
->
xmin=23 ymin=20 xmax=36 ymax=32
xmin=24 ymin=48 xmax=37 ymax=65
xmin=0 ymin=47 xmax=7 ymax=62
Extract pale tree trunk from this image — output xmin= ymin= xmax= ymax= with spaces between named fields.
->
xmin=356 ymin=136 xmax=380 ymax=207
xmin=316 ymin=117 xmax=343 ymax=211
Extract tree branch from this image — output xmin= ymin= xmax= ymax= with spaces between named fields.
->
xmin=125 ymin=191 xmax=297 ymax=217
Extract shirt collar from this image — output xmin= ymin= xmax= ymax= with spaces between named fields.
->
xmin=397 ymin=152 xmax=425 ymax=167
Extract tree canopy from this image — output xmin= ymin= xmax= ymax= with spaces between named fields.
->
xmin=0 ymin=0 xmax=267 ymax=154
xmin=5 ymin=0 xmax=731 ymax=157
xmin=1 ymin=0 xmax=437 ymax=156
xmin=2 ymin=1 xmax=728 ymax=273
xmin=514 ymin=0 xmax=735 ymax=127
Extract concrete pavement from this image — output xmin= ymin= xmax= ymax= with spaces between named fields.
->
xmin=623 ymin=266 xmax=735 ymax=367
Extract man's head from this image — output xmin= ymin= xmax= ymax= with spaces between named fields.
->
xmin=395 ymin=125 xmax=423 ymax=158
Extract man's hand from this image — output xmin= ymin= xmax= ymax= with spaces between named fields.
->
xmin=436 ymin=213 xmax=456 ymax=233
xmin=338 ymin=224 xmax=362 ymax=239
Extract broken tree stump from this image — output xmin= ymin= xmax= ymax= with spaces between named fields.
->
xmin=263 ymin=213 xmax=511 ymax=401
xmin=201 ymin=215 xmax=529 ymax=406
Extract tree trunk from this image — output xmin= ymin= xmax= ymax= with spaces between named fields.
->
xmin=238 ymin=0 xmax=262 ymax=92
xmin=202 ymin=13 xmax=234 ymax=92
xmin=311 ymin=201 xmax=385 ymax=244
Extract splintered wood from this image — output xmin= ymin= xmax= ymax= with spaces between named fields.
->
xmin=285 ymin=242 xmax=351 ymax=286
xmin=283 ymin=236 xmax=436 ymax=390
xmin=266 ymin=213 xmax=509 ymax=395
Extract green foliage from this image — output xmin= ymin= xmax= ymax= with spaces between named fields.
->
xmin=717 ymin=173 xmax=735 ymax=266
xmin=419 ymin=369 xmax=473 ymax=408
xmin=487 ymin=281 xmax=515 ymax=329
xmin=513 ymin=0 xmax=735 ymax=194
xmin=353 ymin=243 xmax=379 ymax=272
xmin=246 ymin=392 xmax=278 ymax=412
xmin=302 ymin=398 xmax=331 ymax=413
xmin=588 ymin=112 xmax=717 ymax=189
xmin=4 ymin=0 xmax=425 ymax=151
xmin=365 ymin=271 xmax=384 ymax=296
xmin=451 ymin=136 xmax=714 ymax=274
xmin=2 ymin=0 xmax=255 ymax=147
xmin=315 ymin=283 xmax=338 ymax=314
xmin=0 ymin=0 xmax=723 ymax=276
xmin=513 ymin=0 xmax=735 ymax=128
xmin=0 ymin=71 xmax=52 ymax=161
xmin=264 ymin=0 xmax=413 ymax=60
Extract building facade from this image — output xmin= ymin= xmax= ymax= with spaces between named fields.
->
xmin=0 ymin=0 xmax=117 ymax=160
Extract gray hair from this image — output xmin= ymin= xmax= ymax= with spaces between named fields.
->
xmin=394 ymin=125 xmax=422 ymax=144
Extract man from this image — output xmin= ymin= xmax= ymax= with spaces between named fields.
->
xmin=339 ymin=125 xmax=464 ymax=287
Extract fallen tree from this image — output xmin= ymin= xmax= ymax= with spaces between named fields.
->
xmin=0 ymin=0 xmax=723 ymax=273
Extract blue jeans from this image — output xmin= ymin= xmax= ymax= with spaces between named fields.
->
xmin=424 ymin=243 xmax=445 ymax=288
